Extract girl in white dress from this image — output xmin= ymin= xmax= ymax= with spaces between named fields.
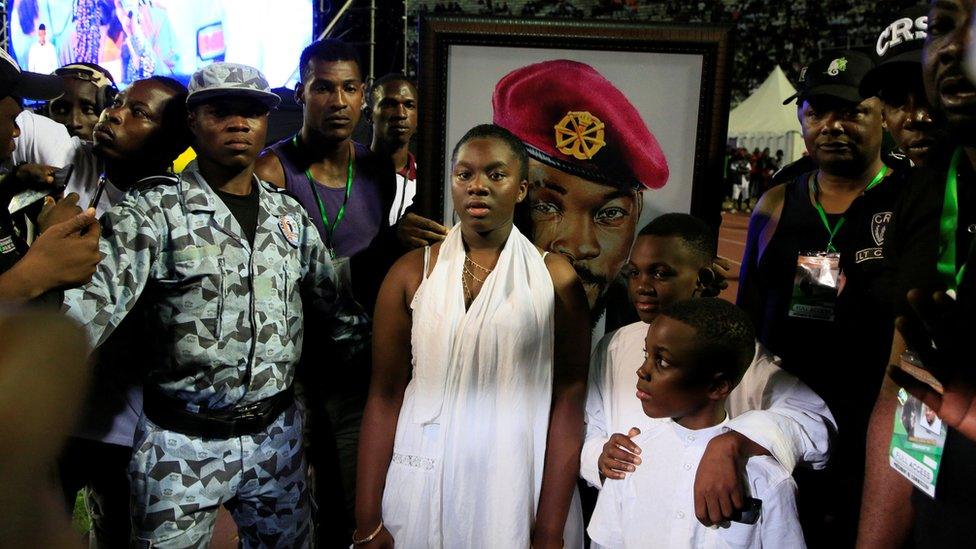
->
xmin=354 ymin=124 xmax=590 ymax=548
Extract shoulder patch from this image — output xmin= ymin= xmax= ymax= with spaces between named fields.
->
xmin=278 ymin=214 xmax=301 ymax=247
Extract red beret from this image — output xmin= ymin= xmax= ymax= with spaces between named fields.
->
xmin=492 ymin=59 xmax=669 ymax=190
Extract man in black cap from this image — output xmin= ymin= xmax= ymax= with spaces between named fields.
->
xmin=861 ymin=5 xmax=944 ymax=168
xmin=860 ymin=1 xmax=976 ymax=547
xmin=738 ymin=50 xmax=903 ymax=545
xmin=0 ymin=48 xmax=102 ymax=302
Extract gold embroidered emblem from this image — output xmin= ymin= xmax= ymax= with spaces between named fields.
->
xmin=554 ymin=111 xmax=606 ymax=160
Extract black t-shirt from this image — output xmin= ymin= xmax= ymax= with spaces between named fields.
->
xmin=883 ymin=147 xmax=976 ymax=548
xmin=214 ymin=184 xmax=260 ymax=245
xmin=750 ymin=170 xmax=904 ymax=415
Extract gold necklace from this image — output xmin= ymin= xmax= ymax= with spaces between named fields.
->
xmin=466 ymin=254 xmax=494 ymax=274
xmin=462 ymin=254 xmax=494 ymax=304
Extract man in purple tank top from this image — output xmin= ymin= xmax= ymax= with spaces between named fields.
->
xmin=255 ymin=38 xmax=399 ymax=546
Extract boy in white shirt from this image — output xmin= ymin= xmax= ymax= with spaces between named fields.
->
xmin=588 ymin=298 xmax=805 ymax=548
xmin=583 ymin=214 xmax=834 ymax=527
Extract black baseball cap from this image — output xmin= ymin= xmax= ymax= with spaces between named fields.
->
xmin=859 ymin=6 xmax=928 ymax=98
xmin=0 ymin=48 xmax=63 ymax=101
xmin=784 ymin=51 xmax=875 ymax=105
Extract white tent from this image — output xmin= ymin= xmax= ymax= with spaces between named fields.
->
xmin=728 ymin=66 xmax=805 ymax=163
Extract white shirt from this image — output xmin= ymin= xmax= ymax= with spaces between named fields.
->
xmin=11 ymin=111 xmax=122 ymax=213
xmin=580 ymin=321 xmax=836 ymax=489
xmin=389 ymin=170 xmax=416 ymax=226
xmin=587 ymin=418 xmax=806 ymax=549
xmin=27 ymin=40 xmax=58 ymax=75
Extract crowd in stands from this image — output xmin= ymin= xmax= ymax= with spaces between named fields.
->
xmin=412 ymin=0 xmax=921 ymax=104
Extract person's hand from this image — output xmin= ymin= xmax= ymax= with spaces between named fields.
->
xmin=693 ymin=430 xmax=767 ymax=526
xmin=355 ymin=522 xmax=394 ymax=548
xmin=12 ymin=163 xmax=58 ymax=189
xmin=21 ymin=208 xmax=101 ymax=291
xmin=701 ymin=256 xmax=733 ymax=297
xmin=396 ymin=212 xmax=448 ymax=249
xmin=889 ymin=289 xmax=976 ymax=441
xmin=598 ymin=427 xmax=642 ymax=481
xmin=0 ymin=164 xmax=59 ymax=201
xmin=36 ymin=193 xmax=83 ymax=234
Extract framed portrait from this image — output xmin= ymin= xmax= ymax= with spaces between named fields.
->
xmin=417 ymin=16 xmax=732 ymax=223
xmin=417 ymin=16 xmax=732 ymax=329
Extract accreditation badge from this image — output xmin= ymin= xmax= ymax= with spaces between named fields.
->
xmin=889 ymin=353 xmax=947 ymax=498
xmin=331 ymin=255 xmax=354 ymax=301
xmin=787 ymin=251 xmax=840 ymax=321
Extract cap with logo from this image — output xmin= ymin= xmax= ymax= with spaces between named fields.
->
xmin=492 ymin=59 xmax=669 ymax=191
xmin=187 ymin=62 xmax=281 ymax=109
xmin=0 ymin=48 xmax=62 ymax=101
xmin=859 ymin=5 xmax=928 ymax=98
xmin=783 ymin=51 xmax=875 ymax=105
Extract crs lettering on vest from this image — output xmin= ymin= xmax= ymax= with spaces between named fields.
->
xmin=877 ymin=16 xmax=927 ymax=56
xmin=855 ymin=211 xmax=892 ymax=263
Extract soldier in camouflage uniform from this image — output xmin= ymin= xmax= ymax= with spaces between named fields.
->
xmin=63 ymin=63 xmax=366 ymax=548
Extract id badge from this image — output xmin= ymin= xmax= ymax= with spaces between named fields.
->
xmin=8 ymin=189 xmax=49 ymax=214
xmin=787 ymin=251 xmax=840 ymax=321
xmin=888 ymin=352 xmax=947 ymax=498
xmin=332 ymin=255 xmax=354 ymax=300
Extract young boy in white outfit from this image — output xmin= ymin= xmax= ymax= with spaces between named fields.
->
xmin=587 ymin=298 xmax=805 ymax=548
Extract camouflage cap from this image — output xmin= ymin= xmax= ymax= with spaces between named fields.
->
xmin=187 ymin=62 xmax=281 ymax=109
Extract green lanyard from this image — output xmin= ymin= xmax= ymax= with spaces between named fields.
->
xmin=812 ymin=165 xmax=888 ymax=253
xmin=293 ymin=135 xmax=355 ymax=256
xmin=937 ymin=148 xmax=967 ymax=292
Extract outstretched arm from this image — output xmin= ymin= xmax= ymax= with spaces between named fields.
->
xmin=534 ymin=253 xmax=590 ymax=548
xmin=693 ymin=349 xmax=835 ymax=526
xmin=725 ymin=349 xmax=835 ymax=471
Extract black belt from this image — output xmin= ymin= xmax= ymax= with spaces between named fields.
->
xmin=143 ymin=386 xmax=294 ymax=439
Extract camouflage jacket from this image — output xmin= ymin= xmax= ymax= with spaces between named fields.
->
xmin=63 ymin=162 xmax=368 ymax=410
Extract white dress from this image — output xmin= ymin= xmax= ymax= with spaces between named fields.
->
xmin=381 ymin=224 xmax=581 ymax=548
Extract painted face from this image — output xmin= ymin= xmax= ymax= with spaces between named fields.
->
xmin=798 ymin=95 xmax=884 ymax=176
xmin=923 ymin=0 xmax=976 ymax=135
xmin=451 ymin=137 xmax=527 ymax=234
xmin=93 ymin=79 xmax=181 ymax=162
xmin=189 ymin=97 xmax=269 ymax=170
xmin=881 ymin=82 xmax=941 ymax=166
xmin=0 ymin=96 xmax=22 ymax=161
xmin=371 ymin=79 xmax=417 ymax=147
xmin=623 ymin=235 xmax=703 ymax=324
xmin=297 ymin=59 xmax=364 ymax=143
xmin=527 ymin=158 xmax=640 ymax=316
xmin=48 ymin=77 xmax=101 ymax=141
xmin=635 ymin=315 xmax=712 ymax=421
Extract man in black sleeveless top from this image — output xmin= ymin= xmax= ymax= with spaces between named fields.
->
xmin=738 ymin=51 xmax=902 ymax=546
xmin=861 ymin=1 xmax=976 ymax=547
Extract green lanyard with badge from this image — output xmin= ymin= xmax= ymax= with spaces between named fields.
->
xmin=788 ymin=165 xmax=887 ymax=320
xmin=292 ymin=134 xmax=355 ymax=298
xmin=888 ymin=148 xmax=968 ymax=498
